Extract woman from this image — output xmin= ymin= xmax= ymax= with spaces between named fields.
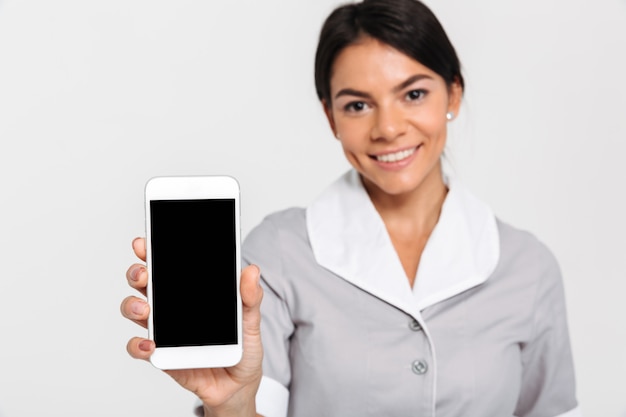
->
xmin=122 ymin=0 xmax=581 ymax=416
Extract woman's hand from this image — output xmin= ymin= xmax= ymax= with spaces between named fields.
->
xmin=121 ymin=237 xmax=263 ymax=417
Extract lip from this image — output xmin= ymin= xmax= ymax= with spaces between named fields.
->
xmin=369 ymin=145 xmax=421 ymax=170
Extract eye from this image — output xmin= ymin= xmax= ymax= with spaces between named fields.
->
xmin=406 ymin=89 xmax=428 ymax=101
xmin=344 ymin=101 xmax=369 ymax=112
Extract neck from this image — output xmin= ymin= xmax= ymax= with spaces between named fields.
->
xmin=360 ymin=164 xmax=448 ymax=284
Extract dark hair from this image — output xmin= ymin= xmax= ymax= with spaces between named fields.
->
xmin=314 ymin=0 xmax=464 ymax=105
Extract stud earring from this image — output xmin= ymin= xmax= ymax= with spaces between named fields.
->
xmin=446 ymin=111 xmax=455 ymax=121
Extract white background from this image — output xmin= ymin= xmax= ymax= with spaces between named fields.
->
xmin=0 ymin=0 xmax=625 ymax=416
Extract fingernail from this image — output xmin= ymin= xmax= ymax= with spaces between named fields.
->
xmin=138 ymin=340 xmax=152 ymax=352
xmin=130 ymin=267 xmax=143 ymax=281
xmin=132 ymin=301 xmax=148 ymax=315
xmin=132 ymin=237 xmax=140 ymax=248
xmin=252 ymin=265 xmax=261 ymax=287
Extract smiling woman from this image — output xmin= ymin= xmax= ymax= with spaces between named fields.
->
xmin=121 ymin=0 xmax=581 ymax=416
xmin=325 ymin=38 xmax=462 ymax=281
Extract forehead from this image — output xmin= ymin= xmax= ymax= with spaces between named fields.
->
xmin=329 ymin=37 xmax=442 ymax=91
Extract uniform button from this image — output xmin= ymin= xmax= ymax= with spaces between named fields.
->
xmin=408 ymin=318 xmax=422 ymax=331
xmin=412 ymin=360 xmax=428 ymax=375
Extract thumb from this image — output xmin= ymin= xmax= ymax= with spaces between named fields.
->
xmin=240 ymin=264 xmax=263 ymax=335
xmin=236 ymin=264 xmax=264 ymax=378
xmin=241 ymin=264 xmax=263 ymax=309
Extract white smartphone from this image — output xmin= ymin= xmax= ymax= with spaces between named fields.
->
xmin=144 ymin=175 xmax=242 ymax=370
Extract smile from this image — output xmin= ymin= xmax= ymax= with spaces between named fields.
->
xmin=373 ymin=146 xmax=419 ymax=163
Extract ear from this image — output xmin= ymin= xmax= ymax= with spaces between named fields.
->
xmin=447 ymin=79 xmax=463 ymax=118
xmin=322 ymin=99 xmax=339 ymax=138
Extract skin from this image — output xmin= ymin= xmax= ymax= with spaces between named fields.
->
xmin=122 ymin=36 xmax=462 ymax=414
xmin=323 ymin=36 xmax=462 ymax=284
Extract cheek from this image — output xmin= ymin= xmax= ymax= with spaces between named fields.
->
xmin=409 ymin=95 xmax=450 ymax=137
xmin=335 ymin=120 xmax=371 ymax=150
xmin=339 ymin=138 xmax=366 ymax=161
xmin=409 ymin=111 xmax=447 ymax=141
xmin=340 ymin=145 xmax=366 ymax=171
xmin=336 ymin=130 xmax=371 ymax=169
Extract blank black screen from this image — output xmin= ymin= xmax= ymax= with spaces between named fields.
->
xmin=150 ymin=199 xmax=237 ymax=347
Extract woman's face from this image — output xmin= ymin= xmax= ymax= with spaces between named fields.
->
xmin=325 ymin=37 xmax=462 ymax=198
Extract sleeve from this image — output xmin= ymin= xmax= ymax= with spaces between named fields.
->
xmin=243 ymin=216 xmax=294 ymax=417
xmin=514 ymin=247 xmax=582 ymax=417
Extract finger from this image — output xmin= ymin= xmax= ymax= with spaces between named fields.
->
xmin=240 ymin=264 xmax=263 ymax=336
xmin=230 ymin=264 xmax=264 ymax=380
xmin=127 ymin=336 xmax=154 ymax=361
xmin=120 ymin=295 xmax=150 ymax=329
xmin=132 ymin=237 xmax=147 ymax=262
xmin=241 ymin=265 xmax=263 ymax=309
xmin=126 ymin=263 xmax=148 ymax=296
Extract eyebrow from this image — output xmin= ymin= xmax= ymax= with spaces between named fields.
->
xmin=334 ymin=74 xmax=434 ymax=100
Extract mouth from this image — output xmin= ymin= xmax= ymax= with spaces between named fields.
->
xmin=370 ymin=146 xmax=420 ymax=163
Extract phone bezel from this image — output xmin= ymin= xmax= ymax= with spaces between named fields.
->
xmin=144 ymin=175 xmax=242 ymax=369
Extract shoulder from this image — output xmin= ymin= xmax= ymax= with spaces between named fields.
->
xmin=492 ymin=218 xmax=566 ymax=313
xmin=495 ymin=219 xmax=561 ymax=278
xmin=243 ymin=207 xmax=307 ymax=255
xmin=242 ymin=207 xmax=311 ymax=290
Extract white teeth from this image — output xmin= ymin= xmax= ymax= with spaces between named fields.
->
xmin=376 ymin=147 xmax=416 ymax=163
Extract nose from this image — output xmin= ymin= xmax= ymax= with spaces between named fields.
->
xmin=370 ymin=103 xmax=407 ymax=141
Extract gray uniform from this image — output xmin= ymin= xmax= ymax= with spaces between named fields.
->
xmin=238 ymin=170 xmax=580 ymax=417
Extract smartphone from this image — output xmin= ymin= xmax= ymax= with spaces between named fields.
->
xmin=144 ymin=176 xmax=242 ymax=369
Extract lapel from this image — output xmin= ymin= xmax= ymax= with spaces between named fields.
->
xmin=306 ymin=170 xmax=500 ymax=317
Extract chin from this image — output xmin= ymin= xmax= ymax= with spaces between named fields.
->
xmin=363 ymin=174 xmax=426 ymax=197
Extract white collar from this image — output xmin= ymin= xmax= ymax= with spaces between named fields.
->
xmin=306 ymin=169 xmax=500 ymax=317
